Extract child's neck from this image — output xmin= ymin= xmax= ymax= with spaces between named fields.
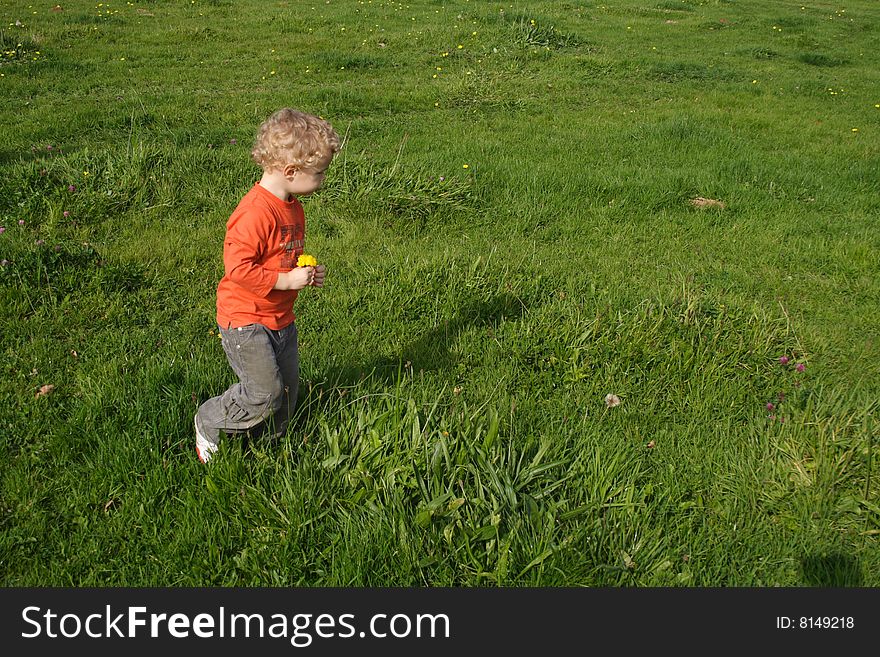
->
xmin=258 ymin=171 xmax=293 ymax=202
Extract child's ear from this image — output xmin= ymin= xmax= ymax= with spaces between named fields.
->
xmin=283 ymin=164 xmax=299 ymax=179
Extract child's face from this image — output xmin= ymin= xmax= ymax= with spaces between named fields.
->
xmin=284 ymin=154 xmax=332 ymax=196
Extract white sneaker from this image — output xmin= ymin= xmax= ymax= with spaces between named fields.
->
xmin=195 ymin=415 xmax=218 ymax=464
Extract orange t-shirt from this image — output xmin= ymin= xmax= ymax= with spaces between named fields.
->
xmin=216 ymin=183 xmax=305 ymax=330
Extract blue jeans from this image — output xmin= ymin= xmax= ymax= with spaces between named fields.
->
xmin=196 ymin=322 xmax=299 ymax=445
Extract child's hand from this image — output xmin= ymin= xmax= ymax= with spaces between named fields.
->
xmin=310 ymin=264 xmax=326 ymax=288
xmin=279 ymin=266 xmax=314 ymax=291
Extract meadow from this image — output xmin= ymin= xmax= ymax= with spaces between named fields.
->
xmin=1 ymin=0 xmax=878 ymax=586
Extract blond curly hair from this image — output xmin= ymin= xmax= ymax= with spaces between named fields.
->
xmin=251 ymin=108 xmax=340 ymax=172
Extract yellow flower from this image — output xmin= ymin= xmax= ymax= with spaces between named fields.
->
xmin=297 ymin=254 xmax=317 ymax=267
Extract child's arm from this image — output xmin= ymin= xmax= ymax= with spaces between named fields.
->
xmin=224 ymin=207 xmax=316 ymax=295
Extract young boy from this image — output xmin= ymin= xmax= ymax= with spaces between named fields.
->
xmin=195 ymin=108 xmax=340 ymax=463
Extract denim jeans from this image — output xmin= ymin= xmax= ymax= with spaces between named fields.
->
xmin=196 ymin=322 xmax=299 ymax=445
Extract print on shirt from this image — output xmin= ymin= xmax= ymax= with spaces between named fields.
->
xmin=279 ymin=223 xmax=304 ymax=269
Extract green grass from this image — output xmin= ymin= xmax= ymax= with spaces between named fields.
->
xmin=1 ymin=0 xmax=878 ymax=586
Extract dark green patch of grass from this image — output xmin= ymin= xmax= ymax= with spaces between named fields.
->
xmin=749 ymin=47 xmax=780 ymax=60
xmin=797 ymin=52 xmax=850 ymax=68
xmin=650 ymin=61 xmax=736 ymax=83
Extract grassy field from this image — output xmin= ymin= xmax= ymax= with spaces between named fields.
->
xmin=1 ymin=0 xmax=878 ymax=586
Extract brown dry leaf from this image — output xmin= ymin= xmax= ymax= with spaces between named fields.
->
xmin=136 ymin=8 xmax=155 ymax=16
xmin=36 ymin=384 xmax=55 ymax=398
xmin=103 ymin=499 xmax=115 ymax=512
xmin=665 ymin=20 xmax=678 ymax=24
xmin=646 ymin=440 xmax=656 ymax=449
xmin=690 ymin=197 xmax=726 ymax=210
xmin=51 ymin=5 xmax=63 ymax=12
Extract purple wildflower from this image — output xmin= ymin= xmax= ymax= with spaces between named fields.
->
xmin=778 ymin=356 xmax=789 ymax=365
xmin=68 ymin=185 xmax=76 ymax=192
xmin=795 ymin=363 xmax=806 ymax=373
xmin=230 ymin=139 xmax=237 ymax=145
xmin=0 ymin=226 xmax=5 ymax=234
xmin=766 ymin=402 xmax=775 ymax=411
xmin=19 ymin=220 xmax=25 ymax=225
xmin=63 ymin=211 xmax=70 ymax=218
xmin=35 ymin=239 xmax=45 ymax=246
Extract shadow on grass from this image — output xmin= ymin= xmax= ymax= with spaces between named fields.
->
xmin=800 ymin=552 xmax=862 ymax=586
xmin=317 ymin=291 xmax=526 ymax=387
xmin=242 ymin=291 xmax=527 ymax=452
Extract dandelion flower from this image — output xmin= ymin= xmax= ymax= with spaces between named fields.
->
xmin=604 ymin=393 xmax=621 ymax=408
xmin=297 ymin=253 xmax=317 ymax=267
xmin=462 ymin=163 xmax=469 ymax=169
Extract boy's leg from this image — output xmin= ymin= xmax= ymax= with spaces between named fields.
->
xmin=196 ymin=324 xmax=285 ymax=448
xmin=265 ymin=321 xmax=299 ymax=441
